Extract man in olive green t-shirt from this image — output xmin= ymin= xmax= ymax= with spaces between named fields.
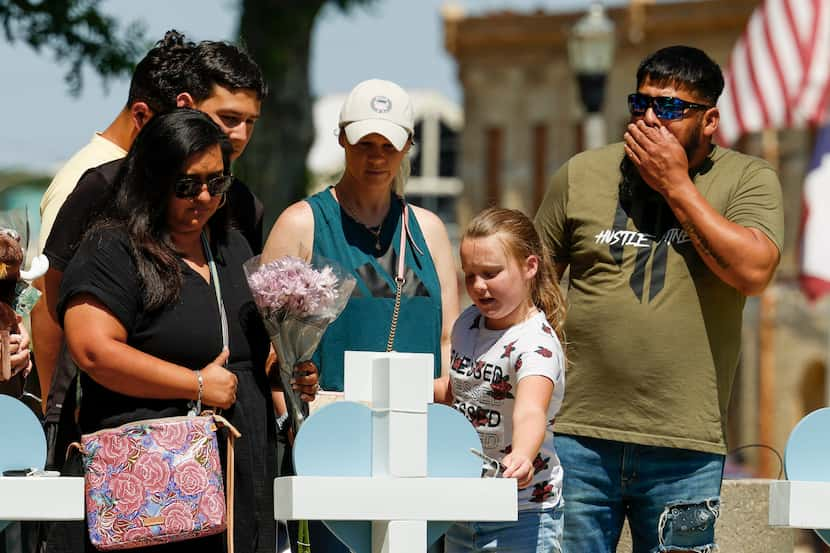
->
xmin=535 ymin=46 xmax=783 ymax=553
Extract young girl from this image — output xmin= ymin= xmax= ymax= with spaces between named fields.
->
xmin=435 ymin=207 xmax=566 ymax=553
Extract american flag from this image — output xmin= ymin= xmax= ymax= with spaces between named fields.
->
xmin=716 ymin=0 xmax=830 ymax=146
xmin=799 ymin=124 xmax=830 ymax=301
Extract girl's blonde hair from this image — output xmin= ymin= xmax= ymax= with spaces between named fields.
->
xmin=463 ymin=207 xmax=567 ymax=344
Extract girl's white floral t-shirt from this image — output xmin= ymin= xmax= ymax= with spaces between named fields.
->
xmin=450 ymin=305 xmax=565 ymax=511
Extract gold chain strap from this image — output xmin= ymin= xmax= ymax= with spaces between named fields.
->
xmin=386 ymin=203 xmax=411 ymax=352
xmin=386 ymin=278 xmax=404 ymax=352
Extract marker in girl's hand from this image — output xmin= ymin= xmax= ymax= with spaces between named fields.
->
xmin=469 ymin=448 xmax=506 ymax=477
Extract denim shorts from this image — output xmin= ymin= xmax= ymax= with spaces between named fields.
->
xmin=557 ymin=434 xmax=724 ymax=553
xmin=445 ymin=505 xmax=564 ymax=553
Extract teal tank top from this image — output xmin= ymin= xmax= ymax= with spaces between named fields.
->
xmin=308 ymin=188 xmax=443 ymax=391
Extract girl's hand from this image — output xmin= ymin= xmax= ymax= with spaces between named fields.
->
xmin=201 ymin=349 xmax=238 ymax=409
xmin=502 ymin=452 xmax=534 ymax=489
xmin=292 ymin=361 xmax=319 ymax=402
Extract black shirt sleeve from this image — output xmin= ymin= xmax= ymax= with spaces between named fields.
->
xmin=57 ymin=229 xmax=140 ymax=331
xmin=43 ymin=159 xmax=122 ymax=272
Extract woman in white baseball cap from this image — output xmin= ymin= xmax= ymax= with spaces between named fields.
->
xmin=264 ymin=76 xmax=459 ymax=388
xmin=262 ymin=77 xmax=459 ymax=552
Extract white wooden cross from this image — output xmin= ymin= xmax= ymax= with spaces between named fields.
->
xmin=0 ymin=395 xmax=84 ymax=523
xmin=274 ymin=351 xmax=517 ymax=553
xmin=0 ymin=476 xmax=84 ymax=520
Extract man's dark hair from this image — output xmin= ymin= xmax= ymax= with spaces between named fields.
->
xmin=636 ymin=45 xmax=724 ymax=105
xmin=109 ymin=109 xmax=232 ymax=310
xmin=184 ymin=41 xmax=268 ymax=101
xmin=126 ymin=30 xmax=195 ymax=114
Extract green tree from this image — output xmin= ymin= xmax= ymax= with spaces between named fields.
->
xmin=1 ymin=0 xmax=375 ymax=230
xmin=236 ymin=0 xmax=375 ymax=231
xmin=0 ymin=0 xmax=145 ymax=94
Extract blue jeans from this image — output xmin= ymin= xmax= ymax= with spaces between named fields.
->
xmin=445 ymin=506 xmax=564 ymax=553
xmin=557 ymin=434 xmax=724 ymax=553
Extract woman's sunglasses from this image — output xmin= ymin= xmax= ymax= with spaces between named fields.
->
xmin=627 ymin=93 xmax=713 ymax=121
xmin=174 ymin=173 xmax=234 ymax=199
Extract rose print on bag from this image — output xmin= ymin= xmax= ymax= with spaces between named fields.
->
xmin=174 ymin=459 xmax=209 ymax=495
xmin=109 ymin=472 xmax=146 ymax=514
xmin=162 ymin=502 xmax=195 ymax=534
xmin=97 ymin=433 xmax=133 ymax=467
xmin=86 ymin=456 xmax=108 ymax=489
xmin=199 ymin=486 xmax=226 ymax=526
xmin=133 ymin=451 xmax=172 ymax=494
xmin=121 ymin=526 xmax=152 ymax=543
xmin=151 ymin=421 xmax=191 ymax=450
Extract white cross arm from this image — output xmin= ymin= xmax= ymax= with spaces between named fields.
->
xmin=274 ymin=476 xmax=517 ymax=521
xmin=0 ymin=476 xmax=85 ymax=520
xmin=769 ymin=480 xmax=830 ymax=529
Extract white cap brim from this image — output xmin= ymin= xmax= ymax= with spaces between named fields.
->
xmin=343 ymin=119 xmax=409 ymax=151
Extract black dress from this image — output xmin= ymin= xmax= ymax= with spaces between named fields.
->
xmin=57 ymin=228 xmax=276 ymax=553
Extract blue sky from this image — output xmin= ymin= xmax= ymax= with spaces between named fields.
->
xmin=0 ymin=0 xmax=635 ymax=171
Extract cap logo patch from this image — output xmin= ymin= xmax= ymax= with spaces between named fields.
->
xmin=370 ymin=95 xmax=392 ymax=113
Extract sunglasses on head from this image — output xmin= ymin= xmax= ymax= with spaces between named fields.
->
xmin=174 ymin=173 xmax=233 ymax=199
xmin=627 ymin=93 xmax=713 ymax=121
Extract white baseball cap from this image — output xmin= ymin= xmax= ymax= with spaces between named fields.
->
xmin=339 ymin=79 xmax=414 ymax=151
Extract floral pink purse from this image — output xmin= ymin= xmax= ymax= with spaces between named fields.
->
xmin=73 ymin=414 xmax=240 ymax=551
xmin=72 ymin=233 xmax=241 ymax=551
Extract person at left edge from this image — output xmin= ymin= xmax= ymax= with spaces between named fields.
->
xmin=59 ymin=109 xmax=318 ymax=553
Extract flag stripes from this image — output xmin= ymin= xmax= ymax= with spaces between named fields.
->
xmin=799 ymin=124 xmax=830 ymax=301
xmin=717 ymin=0 xmax=830 ymax=146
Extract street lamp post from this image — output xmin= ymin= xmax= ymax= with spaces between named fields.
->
xmin=567 ymin=3 xmax=615 ymax=151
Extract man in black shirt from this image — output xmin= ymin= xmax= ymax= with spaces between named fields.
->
xmin=35 ymin=40 xmax=268 ymax=462
xmin=33 ymin=30 xmax=195 ymax=409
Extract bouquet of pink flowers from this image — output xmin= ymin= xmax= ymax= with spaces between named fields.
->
xmin=244 ymin=255 xmax=355 ymax=432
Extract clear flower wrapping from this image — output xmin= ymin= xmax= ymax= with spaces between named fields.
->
xmin=244 ymin=255 xmax=356 ymax=432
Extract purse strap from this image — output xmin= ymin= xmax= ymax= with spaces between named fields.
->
xmin=213 ymin=413 xmax=241 ymax=553
xmin=386 ymin=203 xmax=415 ymax=352
xmin=200 ymin=232 xmax=235 ymax=553
xmin=201 ymin=232 xmax=230 ymax=353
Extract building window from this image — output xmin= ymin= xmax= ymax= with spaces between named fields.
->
xmin=439 ymin=121 xmax=459 ymax=178
xmin=410 ymin=121 xmax=423 ymax=177
xmin=485 ymin=126 xmax=502 ymax=206
xmin=533 ymin=123 xmax=548 ymax=212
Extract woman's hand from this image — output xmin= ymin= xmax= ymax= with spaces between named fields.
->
xmin=200 ymin=349 xmax=238 ymax=409
xmin=502 ymin=452 xmax=535 ymax=489
xmin=4 ymin=317 xmax=33 ymax=379
xmin=9 ymin=332 xmax=33 ymax=378
xmin=292 ymin=360 xmax=319 ymax=402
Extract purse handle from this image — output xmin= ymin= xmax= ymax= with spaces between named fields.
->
xmin=386 ymin=203 xmax=420 ymax=352
xmin=201 ymin=231 xmax=230 ymax=356
xmin=200 ymin=232 xmax=236 ymax=553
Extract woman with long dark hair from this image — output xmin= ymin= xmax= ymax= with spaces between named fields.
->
xmin=59 ymin=109 xmax=314 ymax=552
